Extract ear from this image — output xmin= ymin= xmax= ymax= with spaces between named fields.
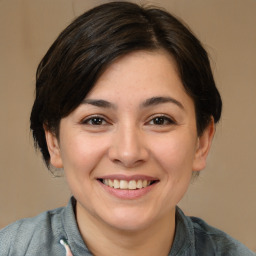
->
xmin=44 ymin=127 xmax=63 ymax=168
xmin=192 ymin=118 xmax=215 ymax=172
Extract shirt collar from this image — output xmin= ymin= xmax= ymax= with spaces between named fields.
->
xmin=61 ymin=198 xmax=195 ymax=256
xmin=168 ymin=207 xmax=195 ymax=256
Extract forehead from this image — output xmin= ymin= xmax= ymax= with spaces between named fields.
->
xmin=85 ymin=50 xmax=192 ymax=106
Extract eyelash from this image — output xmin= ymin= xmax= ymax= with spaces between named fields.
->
xmin=81 ymin=115 xmax=175 ymax=127
xmin=81 ymin=115 xmax=109 ymax=126
xmin=147 ymin=115 xmax=176 ymax=126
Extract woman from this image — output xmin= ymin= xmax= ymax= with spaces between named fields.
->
xmin=0 ymin=2 xmax=254 ymax=255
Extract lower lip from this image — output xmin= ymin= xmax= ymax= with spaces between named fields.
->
xmin=98 ymin=180 xmax=157 ymax=200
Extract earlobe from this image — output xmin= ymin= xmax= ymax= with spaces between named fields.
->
xmin=192 ymin=118 xmax=215 ymax=172
xmin=44 ymin=127 xmax=63 ymax=168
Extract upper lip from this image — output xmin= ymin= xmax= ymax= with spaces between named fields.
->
xmin=97 ymin=174 xmax=159 ymax=181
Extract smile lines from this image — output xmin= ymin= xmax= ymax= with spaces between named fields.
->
xmin=100 ymin=179 xmax=156 ymax=190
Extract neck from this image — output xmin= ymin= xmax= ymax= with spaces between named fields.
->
xmin=76 ymin=203 xmax=176 ymax=256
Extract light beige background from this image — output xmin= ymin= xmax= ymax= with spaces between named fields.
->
xmin=0 ymin=0 xmax=255 ymax=252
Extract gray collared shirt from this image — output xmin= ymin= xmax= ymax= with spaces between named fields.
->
xmin=0 ymin=197 xmax=254 ymax=255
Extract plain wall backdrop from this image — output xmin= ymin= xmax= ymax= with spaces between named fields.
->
xmin=0 ymin=0 xmax=255 ymax=252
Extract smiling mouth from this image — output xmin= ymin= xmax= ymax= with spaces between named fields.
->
xmin=98 ymin=179 xmax=158 ymax=190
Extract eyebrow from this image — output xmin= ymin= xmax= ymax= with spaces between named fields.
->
xmin=82 ymin=96 xmax=184 ymax=110
xmin=141 ymin=96 xmax=184 ymax=109
xmin=82 ymin=99 xmax=116 ymax=109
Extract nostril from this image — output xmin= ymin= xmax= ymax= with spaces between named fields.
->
xmin=108 ymin=135 xmax=149 ymax=167
xmin=111 ymin=157 xmax=145 ymax=168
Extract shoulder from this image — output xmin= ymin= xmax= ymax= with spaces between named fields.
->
xmin=190 ymin=215 xmax=255 ymax=256
xmin=0 ymin=206 xmax=65 ymax=255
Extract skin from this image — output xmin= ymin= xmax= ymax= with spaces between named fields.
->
xmin=45 ymin=50 xmax=214 ymax=256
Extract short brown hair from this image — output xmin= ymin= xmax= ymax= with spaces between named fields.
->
xmin=30 ymin=1 xmax=222 ymax=167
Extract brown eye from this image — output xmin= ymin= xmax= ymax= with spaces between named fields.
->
xmin=149 ymin=116 xmax=175 ymax=125
xmin=153 ymin=117 xmax=166 ymax=125
xmin=91 ymin=117 xmax=104 ymax=125
xmin=82 ymin=116 xmax=107 ymax=125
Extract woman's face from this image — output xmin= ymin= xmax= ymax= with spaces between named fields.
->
xmin=46 ymin=51 xmax=213 ymax=231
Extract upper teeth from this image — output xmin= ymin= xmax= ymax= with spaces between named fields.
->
xmin=103 ymin=179 xmax=151 ymax=190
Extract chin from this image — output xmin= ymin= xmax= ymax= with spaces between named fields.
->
xmin=101 ymin=207 xmax=157 ymax=232
xmin=108 ymin=218 xmax=152 ymax=232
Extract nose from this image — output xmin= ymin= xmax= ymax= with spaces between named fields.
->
xmin=108 ymin=124 xmax=149 ymax=168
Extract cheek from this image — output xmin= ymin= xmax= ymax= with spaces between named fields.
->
xmin=147 ymin=133 xmax=197 ymax=212
xmin=60 ymin=135 xmax=108 ymax=178
xmin=150 ymin=132 xmax=197 ymax=176
xmin=60 ymin=135 xmax=110 ymax=203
